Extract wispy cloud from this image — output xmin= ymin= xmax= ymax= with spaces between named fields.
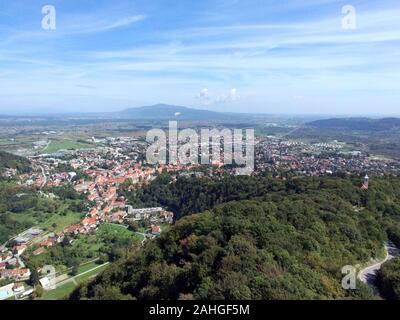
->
xmin=75 ymin=14 xmax=147 ymax=33
xmin=0 ymin=0 xmax=399 ymax=114
xmin=1 ymin=13 xmax=147 ymax=45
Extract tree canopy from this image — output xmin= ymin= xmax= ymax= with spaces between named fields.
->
xmin=71 ymin=175 xmax=400 ymax=300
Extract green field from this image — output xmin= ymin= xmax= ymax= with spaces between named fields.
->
xmin=27 ymin=223 xmax=142 ymax=275
xmin=77 ymin=261 xmax=100 ymax=274
xmin=66 ymin=224 xmax=143 ymax=255
xmin=41 ymin=263 xmax=109 ymax=300
xmin=44 ymin=139 xmax=92 ymax=153
xmin=9 ymin=203 xmax=83 ymax=234
xmin=25 ymin=224 xmax=143 ymax=300
xmin=42 ymin=281 xmax=76 ymax=300
xmin=40 ymin=211 xmax=83 ymax=233
xmin=99 ymin=223 xmax=144 ymax=242
xmin=75 ymin=263 xmax=109 ymax=283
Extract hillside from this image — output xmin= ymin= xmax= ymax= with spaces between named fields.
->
xmin=307 ymin=117 xmax=400 ymax=132
xmin=377 ymin=257 xmax=400 ymax=300
xmin=292 ymin=117 xmax=400 ymax=159
xmin=70 ymin=176 xmax=400 ymax=300
xmin=0 ymin=150 xmax=31 ymax=173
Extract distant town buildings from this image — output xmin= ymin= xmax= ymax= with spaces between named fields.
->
xmin=256 ymin=138 xmax=400 ymax=177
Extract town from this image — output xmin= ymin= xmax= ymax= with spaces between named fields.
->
xmin=1 ymin=132 xmax=400 ymax=300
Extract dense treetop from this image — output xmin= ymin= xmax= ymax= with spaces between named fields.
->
xmin=0 ymin=150 xmax=31 ymax=173
xmin=377 ymin=257 xmax=400 ymax=300
xmin=71 ymin=175 xmax=400 ymax=300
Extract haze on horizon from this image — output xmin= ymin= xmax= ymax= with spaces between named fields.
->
xmin=0 ymin=0 xmax=399 ymax=116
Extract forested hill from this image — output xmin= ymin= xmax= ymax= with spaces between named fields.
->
xmin=118 ymin=174 xmax=284 ymax=220
xmin=0 ymin=150 xmax=31 ymax=173
xmin=377 ymin=257 xmax=400 ymax=300
xmin=71 ymin=176 xmax=400 ymax=300
xmin=307 ymin=117 xmax=400 ymax=132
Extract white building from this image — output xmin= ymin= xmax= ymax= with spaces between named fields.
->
xmin=0 ymin=283 xmax=14 ymax=301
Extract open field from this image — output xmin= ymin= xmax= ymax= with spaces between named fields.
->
xmin=9 ymin=204 xmax=83 ymax=234
xmin=44 ymin=139 xmax=93 ymax=153
xmin=26 ymin=223 xmax=142 ymax=276
xmin=41 ymin=263 xmax=110 ymax=300
xmin=99 ymin=223 xmax=144 ymax=242
xmin=75 ymin=263 xmax=109 ymax=283
xmin=42 ymin=281 xmax=76 ymax=300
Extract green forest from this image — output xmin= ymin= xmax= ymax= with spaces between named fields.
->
xmin=0 ymin=150 xmax=31 ymax=173
xmin=377 ymin=257 xmax=400 ymax=300
xmin=71 ymin=174 xmax=400 ymax=300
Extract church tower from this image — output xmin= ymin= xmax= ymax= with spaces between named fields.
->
xmin=361 ymin=174 xmax=369 ymax=190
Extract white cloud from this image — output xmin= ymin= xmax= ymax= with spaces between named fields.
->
xmin=197 ymin=88 xmax=241 ymax=105
xmin=197 ymin=88 xmax=211 ymax=105
xmin=91 ymin=15 xmax=147 ymax=32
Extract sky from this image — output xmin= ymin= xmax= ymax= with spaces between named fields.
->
xmin=0 ymin=0 xmax=399 ymax=115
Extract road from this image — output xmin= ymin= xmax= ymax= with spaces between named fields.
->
xmin=358 ymin=241 xmax=400 ymax=287
xmin=42 ymin=140 xmax=51 ymax=152
xmin=135 ymin=232 xmax=147 ymax=246
xmin=54 ymin=262 xmax=110 ymax=288
xmin=39 ymin=165 xmax=47 ymax=189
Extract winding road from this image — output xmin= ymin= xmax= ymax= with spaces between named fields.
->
xmin=358 ymin=241 xmax=400 ymax=288
xmin=39 ymin=165 xmax=47 ymax=189
xmin=135 ymin=232 xmax=147 ymax=246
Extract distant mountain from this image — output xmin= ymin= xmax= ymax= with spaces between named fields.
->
xmin=307 ymin=117 xmax=400 ymax=131
xmin=120 ymin=104 xmax=240 ymax=120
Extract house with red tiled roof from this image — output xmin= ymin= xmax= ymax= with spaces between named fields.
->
xmin=12 ymin=245 xmax=27 ymax=255
xmin=107 ymin=211 xmax=127 ymax=223
xmin=64 ymin=224 xmax=81 ymax=235
xmin=81 ymin=217 xmax=98 ymax=228
xmin=89 ymin=208 xmax=99 ymax=217
xmin=112 ymin=201 xmax=126 ymax=209
xmin=40 ymin=239 xmax=55 ymax=248
xmin=150 ymin=224 xmax=161 ymax=236
xmin=113 ymin=176 xmax=126 ymax=184
xmin=1 ymin=268 xmax=31 ymax=281
xmin=103 ymin=206 xmax=112 ymax=213
xmin=33 ymin=248 xmax=46 ymax=256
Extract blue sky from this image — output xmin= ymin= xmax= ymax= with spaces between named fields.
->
xmin=0 ymin=0 xmax=399 ymax=115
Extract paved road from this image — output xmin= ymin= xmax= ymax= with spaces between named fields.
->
xmin=39 ymin=165 xmax=47 ymax=189
xmin=54 ymin=262 xmax=110 ymax=288
xmin=358 ymin=242 xmax=400 ymax=287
